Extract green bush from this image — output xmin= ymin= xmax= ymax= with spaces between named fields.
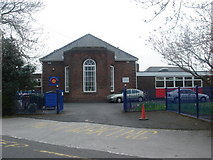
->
xmin=129 ymin=101 xmax=166 ymax=112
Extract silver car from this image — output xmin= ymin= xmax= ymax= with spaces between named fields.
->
xmin=167 ymin=88 xmax=209 ymax=103
xmin=107 ymin=89 xmax=145 ymax=103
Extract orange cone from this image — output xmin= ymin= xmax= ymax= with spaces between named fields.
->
xmin=139 ymin=104 xmax=149 ymax=120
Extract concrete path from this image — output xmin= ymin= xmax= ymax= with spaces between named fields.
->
xmin=2 ymin=117 xmax=211 ymax=158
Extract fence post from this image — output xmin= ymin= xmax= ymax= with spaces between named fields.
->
xmin=56 ymin=85 xmax=59 ymax=114
xmin=196 ymin=86 xmax=199 ymax=118
xmin=123 ymin=84 xmax=127 ymax=112
xmin=165 ymin=87 xmax=168 ymax=110
xmin=178 ymin=87 xmax=181 ymax=114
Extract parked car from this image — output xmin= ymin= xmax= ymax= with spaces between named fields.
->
xmin=167 ymin=88 xmax=209 ymax=103
xmin=107 ymin=89 xmax=145 ymax=103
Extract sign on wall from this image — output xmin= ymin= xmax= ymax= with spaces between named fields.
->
xmin=49 ymin=76 xmax=59 ymax=86
xmin=122 ymin=77 xmax=129 ymax=83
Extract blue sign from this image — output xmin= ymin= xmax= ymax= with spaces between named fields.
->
xmin=49 ymin=76 xmax=59 ymax=86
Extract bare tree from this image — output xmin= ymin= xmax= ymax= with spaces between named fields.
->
xmin=135 ymin=0 xmax=212 ymax=85
xmin=1 ymin=0 xmax=44 ymax=55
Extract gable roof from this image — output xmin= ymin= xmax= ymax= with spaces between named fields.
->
xmin=40 ymin=34 xmax=138 ymax=62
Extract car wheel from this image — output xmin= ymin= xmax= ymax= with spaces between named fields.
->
xmin=138 ymin=97 xmax=143 ymax=102
xmin=116 ymin=97 xmax=122 ymax=103
xmin=200 ymin=97 xmax=206 ymax=102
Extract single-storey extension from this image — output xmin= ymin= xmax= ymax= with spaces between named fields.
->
xmin=137 ymin=66 xmax=213 ymax=99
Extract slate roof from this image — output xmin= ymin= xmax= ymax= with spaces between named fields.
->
xmin=40 ymin=34 xmax=138 ymax=62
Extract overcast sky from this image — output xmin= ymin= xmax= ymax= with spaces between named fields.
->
xmin=33 ymin=0 xmax=170 ymax=72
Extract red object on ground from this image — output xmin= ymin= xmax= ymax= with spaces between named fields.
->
xmin=139 ymin=104 xmax=149 ymax=120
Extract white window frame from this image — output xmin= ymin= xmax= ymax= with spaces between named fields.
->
xmin=35 ymin=78 xmax=41 ymax=87
xmin=166 ymin=77 xmax=174 ymax=88
xmin=65 ymin=66 xmax=69 ymax=93
xmin=83 ymin=59 xmax=97 ymax=93
xmin=155 ymin=76 xmax=203 ymax=88
xmin=155 ymin=77 xmax=165 ymax=88
xmin=110 ymin=65 xmax=114 ymax=92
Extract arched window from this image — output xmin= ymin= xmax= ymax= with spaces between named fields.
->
xmin=83 ymin=59 xmax=96 ymax=92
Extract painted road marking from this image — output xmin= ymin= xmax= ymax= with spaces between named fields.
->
xmin=0 ymin=139 xmax=29 ymax=148
xmin=65 ymin=125 xmax=158 ymax=140
xmin=39 ymin=150 xmax=81 ymax=158
xmin=1 ymin=138 xmax=83 ymax=158
xmin=27 ymin=121 xmax=158 ymax=141
xmin=29 ymin=121 xmax=61 ymax=128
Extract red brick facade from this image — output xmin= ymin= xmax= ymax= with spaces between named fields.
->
xmin=42 ymin=61 xmax=64 ymax=92
xmin=42 ymin=47 xmax=137 ymax=102
xmin=114 ymin=61 xmax=137 ymax=92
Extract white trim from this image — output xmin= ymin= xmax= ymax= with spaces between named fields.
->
xmin=110 ymin=65 xmax=114 ymax=92
xmin=35 ymin=78 xmax=42 ymax=87
xmin=83 ymin=59 xmax=97 ymax=93
xmin=137 ymin=71 xmax=213 ymax=77
xmin=65 ymin=66 xmax=69 ymax=93
xmin=155 ymin=76 xmax=203 ymax=88
xmin=135 ymin=63 xmax=138 ymax=89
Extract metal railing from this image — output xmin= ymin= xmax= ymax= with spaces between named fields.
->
xmin=166 ymin=86 xmax=212 ymax=121
xmin=122 ymin=86 xmax=212 ymax=121
xmin=16 ymin=91 xmax=44 ymax=114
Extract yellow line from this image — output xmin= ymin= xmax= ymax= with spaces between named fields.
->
xmin=1 ymin=139 xmax=29 ymax=147
xmin=105 ymin=129 xmax=125 ymax=136
xmin=39 ymin=150 xmax=81 ymax=158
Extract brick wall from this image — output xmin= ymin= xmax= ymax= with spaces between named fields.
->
xmin=137 ymin=76 xmax=155 ymax=99
xmin=42 ymin=61 xmax=64 ymax=92
xmin=42 ymin=47 xmax=137 ymax=102
xmin=64 ymin=47 xmax=115 ymax=102
xmin=114 ymin=61 xmax=137 ymax=93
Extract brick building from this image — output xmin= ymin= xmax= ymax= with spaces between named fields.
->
xmin=137 ymin=66 xmax=213 ymax=100
xmin=40 ymin=34 xmax=138 ymax=102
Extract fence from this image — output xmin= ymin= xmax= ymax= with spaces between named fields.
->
xmin=16 ymin=90 xmax=64 ymax=114
xmin=123 ymin=87 xmax=166 ymax=112
xmin=123 ymin=86 xmax=212 ymax=121
xmin=16 ymin=91 xmax=44 ymax=114
xmin=166 ymin=86 xmax=212 ymax=121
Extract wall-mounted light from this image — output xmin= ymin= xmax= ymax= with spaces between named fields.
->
xmin=52 ymin=68 xmax=55 ymax=71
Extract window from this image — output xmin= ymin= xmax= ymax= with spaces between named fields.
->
xmin=155 ymin=77 xmax=165 ymax=88
xmin=184 ymin=77 xmax=192 ymax=87
xmin=65 ymin=66 xmax=69 ymax=93
xmin=175 ymin=77 xmax=183 ymax=87
xmin=194 ymin=77 xmax=202 ymax=87
xmin=166 ymin=77 xmax=174 ymax=87
xmin=126 ymin=89 xmax=131 ymax=94
xmin=110 ymin=66 xmax=114 ymax=92
xmin=35 ymin=78 xmax=41 ymax=87
xmin=194 ymin=80 xmax=202 ymax=87
xmin=155 ymin=76 xmax=203 ymax=88
xmin=83 ymin=59 xmax=96 ymax=92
